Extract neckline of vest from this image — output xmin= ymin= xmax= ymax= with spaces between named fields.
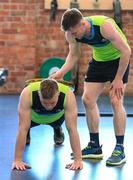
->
xmin=83 ymin=19 xmax=95 ymax=40
xmin=76 ymin=19 xmax=95 ymax=41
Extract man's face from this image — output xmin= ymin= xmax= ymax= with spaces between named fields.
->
xmin=39 ymin=92 xmax=59 ymax=111
xmin=69 ymin=20 xmax=86 ymax=39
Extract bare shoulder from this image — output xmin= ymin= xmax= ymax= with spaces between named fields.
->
xmin=65 ymin=89 xmax=76 ymax=106
xmin=19 ymin=87 xmax=30 ymax=108
xmin=64 ymin=89 xmax=77 ymax=114
xmin=20 ymin=87 xmax=30 ymax=99
xmin=102 ymin=18 xmax=115 ymax=28
xmin=101 ymin=19 xmax=117 ymax=39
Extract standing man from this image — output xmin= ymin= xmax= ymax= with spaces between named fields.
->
xmin=51 ymin=8 xmax=131 ymax=166
xmin=12 ymin=79 xmax=83 ymax=170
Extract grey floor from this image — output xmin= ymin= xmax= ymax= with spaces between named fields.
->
xmin=0 ymin=95 xmax=133 ymax=180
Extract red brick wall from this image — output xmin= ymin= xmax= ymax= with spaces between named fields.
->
xmin=0 ymin=0 xmax=133 ymax=95
xmin=0 ymin=0 xmax=37 ymax=93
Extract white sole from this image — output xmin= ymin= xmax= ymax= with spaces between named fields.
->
xmin=106 ymin=158 xmax=126 ymax=166
xmin=82 ymin=154 xmax=104 ymax=159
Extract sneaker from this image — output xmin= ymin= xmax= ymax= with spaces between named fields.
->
xmin=106 ymin=144 xmax=126 ymax=166
xmin=71 ymin=142 xmax=103 ymax=159
xmin=81 ymin=142 xmax=103 ymax=159
xmin=54 ymin=127 xmax=64 ymax=145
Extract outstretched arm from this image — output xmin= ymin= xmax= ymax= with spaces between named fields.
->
xmin=50 ymin=32 xmax=81 ymax=80
xmin=12 ymin=87 xmax=31 ymax=171
xmin=64 ymin=90 xmax=83 ymax=170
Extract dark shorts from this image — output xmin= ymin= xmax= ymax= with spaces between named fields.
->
xmin=30 ymin=115 xmax=65 ymax=129
xmin=85 ymin=58 xmax=130 ymax=83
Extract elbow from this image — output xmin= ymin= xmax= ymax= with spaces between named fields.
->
xmin=66 ymin=126 xmax=77 ymax=136
xmin=65 ymin=121 xmax=77 ymax=134
xmin=126 ymin=46 xmax=131 ymax=59
xmin=65 ymin=123 xmax=72 ymax=132
xmin=70 ymin=53 xmax=80 ymax=63
xmin=75 ymin=52 xmax=81 ymax=61
xmin=18 ymin=126 xmax=28 ymax=135
xmin=121 ymin=46 xmax=131 ymax=61
xmin=128 ymin=47 xmax=131 ymax=58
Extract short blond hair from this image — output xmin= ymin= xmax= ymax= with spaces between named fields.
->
xmin=40 ymin=79 xmax=59 ymax=99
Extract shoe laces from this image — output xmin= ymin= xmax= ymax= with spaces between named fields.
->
xmin=83 ymin=142 xmax=102 ymax=151
xmin=83 ymin=145 xmax=91 ymax=151
xmin=83 ymin=142 xmax=94 ymax=150
xmin=112 ymin=149 xmax=123 ymax=157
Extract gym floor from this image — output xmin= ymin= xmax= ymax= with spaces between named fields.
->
xmin=0 ymin=95 xmax=133 ymax=180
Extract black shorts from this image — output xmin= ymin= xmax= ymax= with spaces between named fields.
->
xmin=85 ymin=58 xmax=130 ymax=83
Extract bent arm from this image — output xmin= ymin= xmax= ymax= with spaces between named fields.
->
xmin=50 ymin=32 xmax=81 ymax=80
xmin=57 ymin=32 xmax=81 ymax=77
xmin=101 ymin=20 xmax=131 ymax=80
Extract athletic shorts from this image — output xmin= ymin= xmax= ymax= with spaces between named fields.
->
xmin=85 ymin=58 xmax=130 ymax=83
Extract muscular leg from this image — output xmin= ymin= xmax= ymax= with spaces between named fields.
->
xmin=80 ymin=82 xmax=104 ymax=158
xmin=109 ymin=84 xmax=127 ymax=143
xmin=106 ymin=84 xmax=127 ymax=165
xmin=82 ymin=82 xmax=104 ymax=133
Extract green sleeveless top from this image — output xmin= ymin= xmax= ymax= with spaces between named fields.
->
xmin=76 ymin=15 xmax=128 ymax=62
xmin=27 ymin=81 xmax=70 ymax=124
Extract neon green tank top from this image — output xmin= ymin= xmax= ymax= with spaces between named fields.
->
xmin=27 ymin=81 xmax=70 ymax=124
xmin=76 ymin=16 xmax=128 ymax=62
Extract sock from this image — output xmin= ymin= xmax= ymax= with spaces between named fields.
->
xmin=116 ymin=135 xmax=124 ymax=145
xmin=90 ymin=133 xmax=100 ymax=146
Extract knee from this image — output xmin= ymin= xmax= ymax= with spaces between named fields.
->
xmin=82 ymin=94 xmax=96 ymax=109
xmin=110 ymin=97 xmax=123 ymax=109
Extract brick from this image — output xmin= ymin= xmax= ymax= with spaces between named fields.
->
xmin=0 ymin=0 xmax=9 ymax=2
xmin=2 ymin=29 xmax=18 ymax=34
xmin=0 ymin=4 xmax=133 ymax=95
xmin=11 ymin=0 xmax=27 ymax=3
xmin=0 ymin=10 xmax=9 ymax=16
xmin=0 ymin=41 xmax=5 ymax=46
xmin=10 ymin=11 xmax=26 ymax=16
xmin=3 ymin=4 xmax=18 ymax=10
